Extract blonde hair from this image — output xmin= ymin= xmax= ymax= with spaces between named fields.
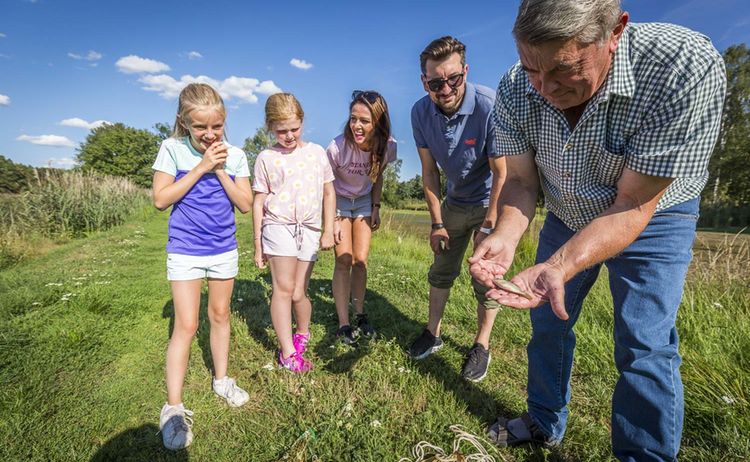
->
xmin=172 ymin=83 xmax=226 ymax=138
xmin=264 ymin=93 xmax=304 ymax=128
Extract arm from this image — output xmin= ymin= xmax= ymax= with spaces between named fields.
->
xmin=417 ymin=147 xmax=449 ymax=255
xmin=252 ymin=191 xmax=267 ymax=268
xmin=215 ymin=172 xmax=253 ymax=213
xmin=370 ymin=172 xmax=384 ymax=230
xmin=491 ymin=168 xmax=672 ymax=320
xmin=474 ymin=155 xmax=507 ymax=248
xmin=320 ymin=181 xmax=336 ymax=250
xmin=152 ymin=142 xmax=229 ymax=210
xmin=468 ymin=150 xmax=539 ymax=287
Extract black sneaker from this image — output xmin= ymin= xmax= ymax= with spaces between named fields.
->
xmin=355 ymin=313 xmax=376 ymax=338
xmin=408 ymin=329 xmax=444 ymax=360
xmin=336 ymin=325 xmax=357 ymax=345
xmin=461 ymin=343 xmax=491 ymax=382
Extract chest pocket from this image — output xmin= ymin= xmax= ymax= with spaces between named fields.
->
xmin=591 ymin=145 xmax=625 ymax=186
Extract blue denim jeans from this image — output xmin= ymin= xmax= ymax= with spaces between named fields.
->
xmin=527 ymin=198 xmax=699 ymax=462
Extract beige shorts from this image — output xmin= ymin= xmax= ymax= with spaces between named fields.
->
xmin=262 ymin=223 xmax=320 ymax=261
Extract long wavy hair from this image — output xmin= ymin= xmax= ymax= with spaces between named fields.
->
xmin=344 ymin=91 xmax=391 ymax=182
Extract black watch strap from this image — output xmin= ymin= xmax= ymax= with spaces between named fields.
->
xmin=431 ymin=222 xmax=445 ymax=230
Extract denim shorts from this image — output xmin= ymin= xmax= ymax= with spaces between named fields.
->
xmin=167 ymin=249 xmax=238 ymax=281
xmin=336 ymin=193 xmax=372 ymax=218
xmin=262 ymin=223 xmax=320 ymax=261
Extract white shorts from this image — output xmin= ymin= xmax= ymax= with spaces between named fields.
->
xmin=262 ymin=223 xmax=320 ymax=262
xmin=166 ymin=249 xmax=239 ymax=281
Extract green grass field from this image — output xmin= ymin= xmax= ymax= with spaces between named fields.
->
xmin=0 ymin=208 xmax=748 ymax=461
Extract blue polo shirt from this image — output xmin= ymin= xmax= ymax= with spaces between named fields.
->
xmin=411 ymin=82 xmax=498 ymax=206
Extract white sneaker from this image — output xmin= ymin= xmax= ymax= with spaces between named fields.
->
xmin=159 ymin=403 xmax=194 ymax=450
xmin=212 ymin=376 xmax=249 ymax=407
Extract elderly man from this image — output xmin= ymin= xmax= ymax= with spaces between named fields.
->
xmin=469 ymin=0 xmax=725 ymax=460
xmin=409 ymin=36 xmax=506 ymax=382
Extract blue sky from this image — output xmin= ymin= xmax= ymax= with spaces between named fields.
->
xmin=2 ymin=0 xmax=749 ymax=180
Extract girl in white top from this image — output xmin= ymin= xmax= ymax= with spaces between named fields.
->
xmin=326 ymin=91 xmax=397 ymax=343
xmin=152 ymin=83 xmax=253 ymax=450
xmin=252 ymin=93 xmax=335 ymax=372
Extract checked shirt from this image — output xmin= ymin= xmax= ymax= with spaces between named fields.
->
xmin=493 ymin=22 xmax=726 ymax=231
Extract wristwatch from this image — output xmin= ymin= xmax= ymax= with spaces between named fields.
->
xmin=431 ymin=222 xmax=445 ymax=230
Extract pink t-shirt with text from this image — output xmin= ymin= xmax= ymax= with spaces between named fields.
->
xmin=326 ymin=134 xmax=397 ymax=199
xmin=252 ymin=142 xmax=334 ymax=230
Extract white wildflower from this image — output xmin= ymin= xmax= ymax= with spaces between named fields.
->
xmin=721 ymin=395 xmax=736 ymax=405
xmin=370 ymin=419 xmax=382 ymax=428
xmin=262 ymin=363 xmax=274 ymax=370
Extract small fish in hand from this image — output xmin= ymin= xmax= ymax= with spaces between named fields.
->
xmin=493 ymin=277 xmax=534 ymax=300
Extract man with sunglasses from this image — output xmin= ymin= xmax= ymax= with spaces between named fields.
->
xmin=408 ymin=36 xmax=507 ymax=383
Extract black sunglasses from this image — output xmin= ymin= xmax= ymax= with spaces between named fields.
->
xmin=425 ymin=72 xmax=465 ymax=92
xmin=352 ymin=90 xmax=380 ymax=103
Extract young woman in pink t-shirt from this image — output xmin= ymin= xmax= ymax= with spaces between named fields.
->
xmin=252 ymin=93 xmax=336 ymax=372
xmin=326 ymin=91 xmax=397 ymax=343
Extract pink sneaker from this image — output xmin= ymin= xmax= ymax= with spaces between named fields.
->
xmin=278 ymin=351 xmax=313 ymax=373
xmin=293 ymin=332 xmax=311 ymax=354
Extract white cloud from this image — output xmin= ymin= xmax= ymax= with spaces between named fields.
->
xmin=17 ymin=134 xmax=76 ymax=148
xmin=0 ymin=33 xmax=6 ymax=38
xmin=116 ymin=55 xmax=170 ymax=74
xmin=45 ymin=157 xmax=78 ymax=169
xmin=0 ymin=94 xmax=9 ymax=106
xmin=59 ymin=118 xmax=110 ymax=129
xmin=187 ymin=51 xmax=203 ymax=60
xmin=290 ymin=58 xmax=313 ymax=70
xmin=68 ymin=50 xmax=103 ymax=62
xmin=138 ymin=74 xmax=282 ymax=103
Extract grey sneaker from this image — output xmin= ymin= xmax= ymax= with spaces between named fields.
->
xmin=461 ymin=343 xmax=491 ymax=382
xmin=336 ymin=325 xmax=358 ymax=345
xmin=488 ymin=412 xmax=558 ymax=448
xmin=355 ymin=313 xmax=376 ymax=338
xmin=159 ymin=403 xmax=194 ymax=450
xmin=408 ymin=329 xmax=444 ymax=360
xmin=212 ymin=376 xmax=249 ymax=407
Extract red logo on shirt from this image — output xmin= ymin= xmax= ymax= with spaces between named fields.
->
xmin=464 ymin=138 xmax=477 ymax=145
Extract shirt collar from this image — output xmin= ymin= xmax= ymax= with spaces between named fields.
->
xmin=431 ymin=81 xmax=477 ymax=118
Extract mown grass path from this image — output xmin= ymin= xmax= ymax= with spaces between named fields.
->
xmin=1 ymin=209 xmax=748 ymax=461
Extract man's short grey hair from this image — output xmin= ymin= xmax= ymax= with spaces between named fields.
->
xmin=513 ymin=0 xmax=622 ymax=45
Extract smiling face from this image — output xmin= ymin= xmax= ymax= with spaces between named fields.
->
xmin=517 ymin=15 xmax=627 ymax=111
xmin=271 ymin=117 xmax=303 ymax=150
xmin=184 ymin=106 xmax=225 ymax=153
xmin=421 ymin=52 xmax=468 ymax=116
xmin=348 ymin=103 xmax=373 ymax=150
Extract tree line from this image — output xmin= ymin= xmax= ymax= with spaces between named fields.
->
xmin=1 ymin=45 xmax=748 ymax=216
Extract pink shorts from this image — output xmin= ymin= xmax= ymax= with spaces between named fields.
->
xmin=261 ymin=223 xmax=320 ymax=261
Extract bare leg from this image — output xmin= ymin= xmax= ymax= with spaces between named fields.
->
xmin=268 ymin=256 xmax=299 ymax=358
xmin=350 ymin=216 xmax=372 ymax=315
xmin=333 ymin=218 xmax=353 ymax=327
xmin=426 ymin=286 xmax=451 ymax=337
xmin=206 ymin=278 xmax=234 ymax=379
xmin=291 ymin=259 xmax=315 ymax=334
xmin=166 ymin=279 xmax=202 ymax=405
xmin=474 ymin=303 xmax=499 ymax=349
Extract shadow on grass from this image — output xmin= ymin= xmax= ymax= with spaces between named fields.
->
xmin=90 ymin=423 xmax=188 ymax=461
xmin=230 ymin=274 xmax=515 ymax=425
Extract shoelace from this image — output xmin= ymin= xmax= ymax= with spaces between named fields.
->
xmin=157 ymin=408 xmax=194 ymax=436
xmin=221 ymin=378 xmax=240 ymax=400
xmin=468 ymin=347 xmax=483 ymax=365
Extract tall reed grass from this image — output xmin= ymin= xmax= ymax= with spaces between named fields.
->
xmin=0 ymin=170 xmax=149 ymax=268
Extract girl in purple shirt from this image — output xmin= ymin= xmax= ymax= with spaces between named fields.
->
xmin=326 ymin=91 xmax=397 ymax=343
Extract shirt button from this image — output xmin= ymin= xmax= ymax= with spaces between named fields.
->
xmin=565 ymin=143 xmax=574 ymax=150
xmin=563 ymin=171 xmax=572 ymax=178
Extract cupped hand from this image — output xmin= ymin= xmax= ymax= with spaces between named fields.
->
xmin=467 ymin=232 xmax=515 ymax=289
xmin=487 ymin=262 xmax=569 ymax=320
xmin=254 ymin=247 xmax=267 ymax=269
xmin=198 ymin=141 xmax=229 ymax=173
xmin=320 ymin=232 xmax=335 ymax=251
xmin=371 ymin=209 xmax=381 ymax=231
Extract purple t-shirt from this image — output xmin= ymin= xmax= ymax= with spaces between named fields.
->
xmin=326 ymin=134 xmax=397 ymax=199
xmin=152 ymin=137 xmax=250 ymax=256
